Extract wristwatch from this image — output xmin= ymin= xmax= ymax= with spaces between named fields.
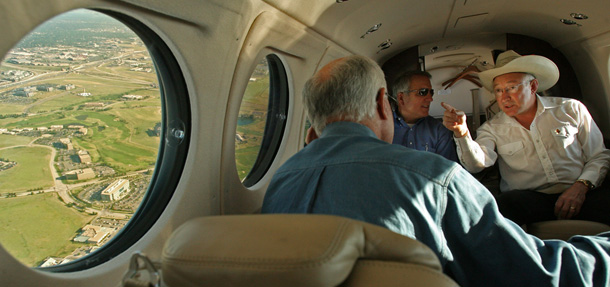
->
xmin=576 ymin=179 xmax=595 ymax=190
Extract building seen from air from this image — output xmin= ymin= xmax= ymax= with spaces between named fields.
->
xmin=100 ymin=179 xmax=130 ymax=201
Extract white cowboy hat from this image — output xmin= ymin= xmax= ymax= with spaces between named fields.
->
xmin=478 ymin=50 xmax=560 ymax=92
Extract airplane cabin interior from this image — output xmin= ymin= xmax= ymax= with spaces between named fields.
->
xmin=1 ymin=0 xmax=609 ymax=286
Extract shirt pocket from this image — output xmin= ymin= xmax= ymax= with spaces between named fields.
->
xmin=422 ymin=143 xmax=436 ymax=153
xmin=497 ymin=141 xmax=527 ymax=170
xmin=551 ymin=124 xmax=578 ymax=148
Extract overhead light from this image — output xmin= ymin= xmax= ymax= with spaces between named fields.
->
xmin=559 ymin=19 xmax=582 ymax=26
xmin=377 ymin=39 xmax=392 ymax=53
xmin=560 ymin=19 xmax=582 ymax=26
xmin=570 ymin=13 xmax=588 ymax=20
xmin=336 ymin=0 xmax=349 ymax=3
xmin=361 ymin=23 xmax=382 ymax=39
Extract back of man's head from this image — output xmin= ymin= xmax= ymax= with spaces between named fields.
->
xmin=303 ymin=55 xmax=387 ymax=135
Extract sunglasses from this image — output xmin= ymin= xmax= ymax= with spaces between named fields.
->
xmin=405 ymin=88 xmax=434 ymax=97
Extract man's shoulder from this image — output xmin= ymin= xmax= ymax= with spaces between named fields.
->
xmin=482 ymin=111 xmax=510 ymax=126
xmin=540 ymin=96 xmax=584 ymax=108
xmin=358 ymin=142 xmax=461 ymax=178
xmin=284 ymin=137 xmax=458 ymax=176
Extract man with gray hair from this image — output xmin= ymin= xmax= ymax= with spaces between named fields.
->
xmin=262 ymin=55 xmax=610 ymax=287
xmin=390 ymin=70 xmax=457 ymax=162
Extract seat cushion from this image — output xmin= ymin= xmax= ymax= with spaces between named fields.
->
xmin=161 ymin=214 xmax=453 ymax=287
xmin=527 ymin=220 xmax=610 ymax=240
xmin=340 ymin=260 xmax=458 ymax=287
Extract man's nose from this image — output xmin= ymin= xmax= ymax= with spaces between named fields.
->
xmin=498 ymin=91 xmax=510 ymax=101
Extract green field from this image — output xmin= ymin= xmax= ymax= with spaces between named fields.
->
xmin=109 ymin=105 xmax=161 ymax=149
xmin=0 ymin=134 xmax=32 ymax=149
xmin=0 ymin=193 xmax=94 ymax=266
xmin=235 ymin=145 xmax=262 ymax=178
xmin=0 ymin=146 xmax=54 ymax=193
xmin=0 ymin=101 xmax=160 ymax=173
xmin=27 ymin=92 xmax=89 ymax=114
xmin=0 ymin=103 xmax=27 ymax=115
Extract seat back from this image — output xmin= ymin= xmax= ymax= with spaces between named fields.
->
xmin=161 ymin=214 xmax=458 ymax=287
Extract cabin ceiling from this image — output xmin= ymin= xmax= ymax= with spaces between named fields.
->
xmin=264 ymin=0 xmax=610 ymax=63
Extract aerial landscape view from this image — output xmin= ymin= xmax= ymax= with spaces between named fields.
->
xmin=0 ymin=9 xmax=269 ymax=268
xmin=0 ymin=9 xmax=162 ymax=267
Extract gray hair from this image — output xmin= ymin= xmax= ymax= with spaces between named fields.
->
xmin=303 ymin=55 xmax=387 ymax=135
xmin=521 ymin=73 xmax=536 ymax=82
xmin=390 ymin=70 xmax=432 ymax=105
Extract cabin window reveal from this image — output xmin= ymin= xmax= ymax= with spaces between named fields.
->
xmin=236 ymin=54 xmax=289 ymax=186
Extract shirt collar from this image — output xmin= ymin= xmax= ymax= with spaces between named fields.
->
xmin=321 ymin=121 xmax=377 ymax=139
xmin=538 ymin=94 xmax=561 ymax=108
xmin=536 ymin=95 xmax=560 ymax=115
xmin=392 ymin=109 xmax=424 ymax=127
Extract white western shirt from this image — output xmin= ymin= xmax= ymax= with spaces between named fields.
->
xmin=455 ymin=96 xmax=610 ymax=193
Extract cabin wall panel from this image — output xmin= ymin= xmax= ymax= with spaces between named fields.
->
xmin=562 ymin=35 xmax=610 ymax=137
xmin=220 ymin=7 xmax=344 ymax=215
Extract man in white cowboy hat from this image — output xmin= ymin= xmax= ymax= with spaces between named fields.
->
xmin=442 ymin=50 xmax=610 ymax=226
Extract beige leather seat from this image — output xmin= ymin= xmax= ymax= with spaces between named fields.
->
xmin=161 ymin=214 xmax=458 ymax=287
xmin=526 ymin=220 xmax=610 ymax=240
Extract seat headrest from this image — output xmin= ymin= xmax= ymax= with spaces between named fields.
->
xmin=161 ymin=214 xmax=442 ymax=287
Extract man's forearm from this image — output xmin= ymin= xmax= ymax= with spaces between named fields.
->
xmin=454 ymin=133 xmax=496 ymax=173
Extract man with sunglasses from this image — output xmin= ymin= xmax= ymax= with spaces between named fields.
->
xmin=442 ymin=50 xmax=610 ymax=227
xmin=391 ymin=71 xmax=458 ymax=162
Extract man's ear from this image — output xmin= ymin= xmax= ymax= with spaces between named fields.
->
xmin=376 ymin=87 xmax=390 ymax=120
xmin=530 ymin=78 xmax=539 ymax=94
xmin=305 ymin=127 xmax=318 ymax=145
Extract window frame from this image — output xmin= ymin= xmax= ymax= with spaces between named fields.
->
xmin=241 ymin=54 xmax=289 ymax=187
xmin=42 ymin=9 xmax=191 ymax=272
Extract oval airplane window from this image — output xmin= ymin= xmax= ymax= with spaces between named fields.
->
xmin=0 ymin=9 xmax=190 ymax=271
xmin=235 ymin=54 xmax=288 ymax=187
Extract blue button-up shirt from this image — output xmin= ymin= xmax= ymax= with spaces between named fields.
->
xmin=262 ymin=121 xmax=610 ymax=287
xmin=392 ymin=111 xmax=458 ymax=163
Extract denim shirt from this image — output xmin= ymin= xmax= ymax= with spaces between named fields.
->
xmin=262 ymin=121 xmax=610 ymax=287
xmin=392 ymin=111 xmax=459 ymax=163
